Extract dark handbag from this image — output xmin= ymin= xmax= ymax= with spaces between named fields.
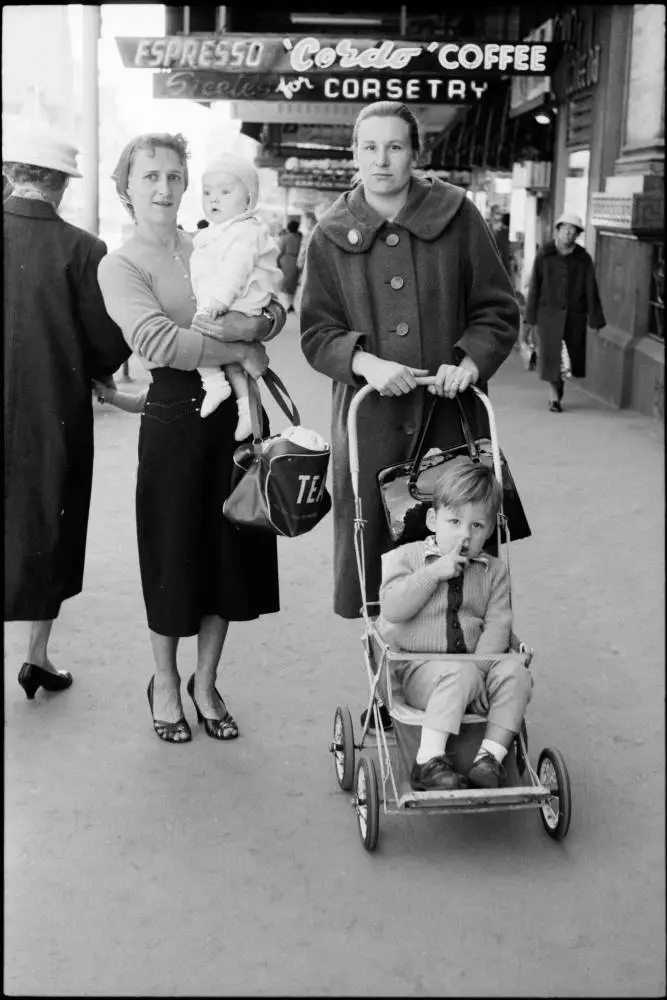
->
xmin=222 ymin=369 xmax=332 ymax=537
xmin=377 ymin=394 xmax=531 ymax=553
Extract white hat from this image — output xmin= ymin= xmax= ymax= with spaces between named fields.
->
xmin=201 ymin=152 xmax=259 ymax=211
xmin=2 ymin=122 xmax=82 ymax=177
xmin=555 ymin=211 xmax=584 ymax=231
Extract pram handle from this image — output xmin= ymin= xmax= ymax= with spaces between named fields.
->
xmin=347 ymin=378 xmax=502 ymax=503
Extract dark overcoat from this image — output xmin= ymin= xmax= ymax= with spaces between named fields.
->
xmin=276 ymin=230 xmax=302 ymax=295
xmin=4 ymin=197 xmax=131 ymax=620
xmin=300 ymin=177 xmax=520 ymax=618
xmin=524 ymin=241 xmax=606 ymax=382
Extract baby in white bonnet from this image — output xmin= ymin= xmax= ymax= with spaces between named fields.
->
xmin=189 ymin=152 xmax=283 ymax=439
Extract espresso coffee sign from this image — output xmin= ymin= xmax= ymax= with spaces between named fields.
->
xmin=116 ymin=34 xmax=555 ymax=76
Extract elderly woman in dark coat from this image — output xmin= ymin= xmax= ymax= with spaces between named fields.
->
xmin=300 ymin=101 xmax=520 ymax=621
xmin=276 ymin=219 xmax=302 ymax=313
xmin=3 ymin=124 xmax=131 ymax=699
xmin=524 ymin=212 xmax=606 ymax=412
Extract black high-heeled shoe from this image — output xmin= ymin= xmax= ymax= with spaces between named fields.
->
xmin=18 ymin=662 xmax=72 ymax=700
xmin=186 ymin=674 xmax=239 ymax=740
xmin=146 ymin=676 xmax=192 ymax=744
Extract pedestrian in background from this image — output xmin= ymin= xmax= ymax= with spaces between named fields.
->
xmin=489 ymin=208 xmax=514 ymax=281
xmin=300 ymin=100 xmax=519 ymax=621
xmin=97 ymin=132 xmax=284 ymax=745
xmin=276 ymin=218 xmax=302 ymax=313
xmin=294 ymin=210 xmax=318 ymax=313
xmin=523 ymin=212 xmax=606 ymax=412
xmin=3 ymin=123 xmax=131 ymax=699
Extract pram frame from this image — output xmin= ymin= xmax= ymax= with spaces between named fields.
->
xmin=345 ymin=379 xmax=559 ymax=825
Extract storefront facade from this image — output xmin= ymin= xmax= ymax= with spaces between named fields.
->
xmin=550 ymin=4 xmax=664 ymax=418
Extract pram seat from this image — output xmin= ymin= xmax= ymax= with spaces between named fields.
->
xmin=365 ymin=620 xmax=531 ymax=795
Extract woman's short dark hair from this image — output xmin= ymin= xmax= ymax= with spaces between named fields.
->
xmin=352 ymin=101 xmax=424 ymax=155
xmin=2 ymin=162 xmax=69 ymax=194
xmin=112 ymin=132 xmax=190 ymax=219
xmin=287 ymin=219 xmax=300 ymax=233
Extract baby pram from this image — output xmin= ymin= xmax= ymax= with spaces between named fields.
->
xmin=329 ymin=378 xmax=572 ymax=852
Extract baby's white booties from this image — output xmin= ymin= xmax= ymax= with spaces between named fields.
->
xmin=234 ymin=396 xmax=252 ymax=441
xmin=200 ymin=372 xmax=232 ymax=418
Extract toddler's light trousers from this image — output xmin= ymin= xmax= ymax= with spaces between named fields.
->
xmin=397 ymin=655 xmax=532 ymax=735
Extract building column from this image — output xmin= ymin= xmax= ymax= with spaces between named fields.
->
xmin=82 ymin=6 xmax=100 ymax=237
xmin=615 ymin=3 xmax=665 ymax=179
xmin=587 ymin=4 xmax=664 ymax=418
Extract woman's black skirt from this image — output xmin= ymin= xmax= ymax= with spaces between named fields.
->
xmin=136 ymin=368 xmax=279 ymax=637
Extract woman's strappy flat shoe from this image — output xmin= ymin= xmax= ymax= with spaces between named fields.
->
xmin=18 ymin=662 xmax=72 ymax=700
xmin=146 ymin=676 xmax=192 ymax=744
xmin=186 ymin=674 xmax=239 ymax=741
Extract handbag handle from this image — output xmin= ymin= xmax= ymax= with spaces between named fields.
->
xmin=261 ymin=368 xmax=301 ymax=426
xmin=244 ymin=368 xmax=302 ymax=448
xmin=407 ymin=393 xmax=481 ymax=491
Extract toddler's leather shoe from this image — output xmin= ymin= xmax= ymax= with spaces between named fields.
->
xmin=467 ymin=750 xmax=506 ymax=789
xmin=410 ymin=753 xmax=464 ymax=791
xmin=360 ymin=705 xmax=393 ymax=731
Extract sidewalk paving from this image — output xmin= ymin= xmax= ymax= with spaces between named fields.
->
xmin=4 ymin=321 xmax=664 ymax=997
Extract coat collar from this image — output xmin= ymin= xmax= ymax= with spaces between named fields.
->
xmin=318 ymin=175 xmax=467 ymax=253
xmin=3 ymin=195 xmax=59 ymax=220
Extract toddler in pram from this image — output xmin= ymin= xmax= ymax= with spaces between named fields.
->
xmin=375 ymin=456 xmax=532 ymax=792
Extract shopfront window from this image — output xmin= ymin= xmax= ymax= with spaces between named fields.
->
xmin=563 ymin=149 xmax=590 ymax=236
xmin=648 ymin=242 xmax=664 ymax=342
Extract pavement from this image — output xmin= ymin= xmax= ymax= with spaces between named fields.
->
xmin=4 ymin=318 xmax=665 ymax=997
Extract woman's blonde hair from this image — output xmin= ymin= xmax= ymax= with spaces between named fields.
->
xmin=352 ymin=101 xmax=424 ymax=155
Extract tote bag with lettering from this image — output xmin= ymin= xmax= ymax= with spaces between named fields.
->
xmin=223 ymin=369 xmax=331 ymax=537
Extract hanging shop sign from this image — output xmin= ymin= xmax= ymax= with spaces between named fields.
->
xmin=278 ymin=170 xmax=353 ymax=191
xmin=152 ymin=71 xmax=491 ymax=103
xmin=117 ymin=35 xmax=556 ymax=77
xmin=278 ymin=160 xmax=357 ymax=192
xmin=509 ymin=20 xmax=554 ymax=118
xmin=227 ymin=100 xmax=457 ymax=131
xmin=552 ymin=8 xmax=601 ymax=98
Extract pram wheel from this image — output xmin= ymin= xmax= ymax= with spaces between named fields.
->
xmin=537 ymin=747 xmax=572 ymax=841
xmin=354 ymin=757 xmax=379 ymax=852
xmin=331 ymin=706 xmax=355 ymax=791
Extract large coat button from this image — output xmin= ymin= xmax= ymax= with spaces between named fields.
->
xmin=347 ymin=228 xmax=361 ymax=245
xmin=396 ymin=322 xmax=409 ymax=336
xmin=390 ymin=275 xmax=404 ymax=289
xmin=386 ymin=233 xmax=399 ymax=246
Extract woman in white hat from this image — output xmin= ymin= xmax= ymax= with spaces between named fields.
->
xmin=97 ymin=133 xmax=285 ymax=744
xmin=3 ymin=123 xmax=131 ymax=698
xmin=524 ymin=212 xmax=606 ymax=411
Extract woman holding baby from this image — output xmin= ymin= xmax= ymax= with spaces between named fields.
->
xmin=97 ymin=132 xmax=285 ymax=745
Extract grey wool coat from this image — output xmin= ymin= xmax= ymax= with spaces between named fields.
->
xmin=4 ymin=197 xmax=131 ymax=620
xmin=300 ymin=176 xmax=520 ymax=618
xmin=524 ymin=241 xmax=606 ymax=382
